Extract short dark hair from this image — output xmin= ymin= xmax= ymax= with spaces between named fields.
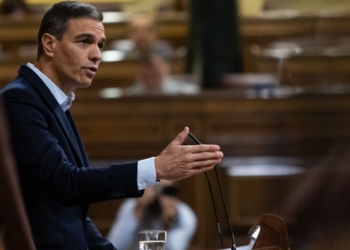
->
xmin=36 ymin=1 xmax=103 ymax=60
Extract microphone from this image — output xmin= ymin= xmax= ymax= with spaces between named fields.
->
xmin=188 ymin=132 xmax=237 ymax=250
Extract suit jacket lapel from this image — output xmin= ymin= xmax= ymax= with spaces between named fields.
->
xmin=65 ymin=110 xmax=90 ymax=167
xmin=18 ymin=65 xmax=85 ymax=167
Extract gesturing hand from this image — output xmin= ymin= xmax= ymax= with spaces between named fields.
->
xmin=154 ymin=127 xmax=223 ymax=181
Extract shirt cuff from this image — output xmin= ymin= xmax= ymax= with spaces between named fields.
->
xmin=137 ymin=157 xmax=158 ymax=190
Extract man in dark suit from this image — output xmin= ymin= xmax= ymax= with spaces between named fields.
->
xmin=0 ymin=1 xmax=223 ymax=250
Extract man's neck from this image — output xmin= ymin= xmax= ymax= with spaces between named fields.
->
xmin=34 ymin=60 xmax=72 ymax=95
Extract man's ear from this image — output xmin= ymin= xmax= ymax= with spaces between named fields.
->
xmin=41 ymin=33 xmax=56 ymax=58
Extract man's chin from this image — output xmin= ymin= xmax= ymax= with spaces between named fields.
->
xmin=76 ymin=81 xmax=93 ymax=89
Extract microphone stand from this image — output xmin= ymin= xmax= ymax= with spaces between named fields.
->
xmin=188 ymin=132 xmax=236 ymax=250
xmin=214 ymin=165 xmax=236 ymax=250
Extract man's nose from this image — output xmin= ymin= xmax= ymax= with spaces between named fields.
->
xmin=90 ymin=45 xmax=102 ymax=62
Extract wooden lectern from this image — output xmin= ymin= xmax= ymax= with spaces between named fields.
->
xmin=220 ymin=214 xmax=290 ymax=250
xmin=248 ymin=214 xmax=290 ymax=250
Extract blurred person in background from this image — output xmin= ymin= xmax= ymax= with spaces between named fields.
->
xmin=124 ymin=50 xmax=199 ymax=95
xmin=0 ymin=0 xmax=30 ymax=20
xmin=0 ymin=0 xmax=35 ymax=60
xmin=107 ymin=180 xmax=197 ymax=250
xmin=120 ymin=0 xmax=175 ymax=16
xmin=111 ymin=12 xmax=175 ymax=59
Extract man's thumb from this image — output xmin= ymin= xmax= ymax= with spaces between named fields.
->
xmin=172 ymin=126 xmax=189 ymax=146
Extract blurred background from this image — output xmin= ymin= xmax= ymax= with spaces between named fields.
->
xmin=2 ymin=0 xmax=350 ymax=249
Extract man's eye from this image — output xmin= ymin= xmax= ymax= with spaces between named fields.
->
xmin=80 ymin=39 xmax=89 ymax=44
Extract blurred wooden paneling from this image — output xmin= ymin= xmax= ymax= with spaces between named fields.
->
xmin=71 ymin=89 xmax=350 ymax=160
xmin=79 ymin=88 xmax=350 ymax=248
xmin=255 ymin=45 xmax=350 ymax=86
xmin=0 ymin=56 xmax=186 ymax=89
xmin=3 ymin=11 xmax=350 ymax=73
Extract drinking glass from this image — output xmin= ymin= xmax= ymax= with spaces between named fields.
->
xmin=139 ymin=230 xmax=167 ymax=250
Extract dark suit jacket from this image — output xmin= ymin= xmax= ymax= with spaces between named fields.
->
xmin=1 ymin=65 xmax=143 ymax=250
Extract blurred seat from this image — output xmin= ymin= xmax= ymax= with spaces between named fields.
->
xmin=255 ymin=42 xmax=350 ymax=86
xmin=220 ymin=73 xmax=279 ymax=89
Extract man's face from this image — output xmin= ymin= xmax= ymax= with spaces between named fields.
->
xmin=50 ymin=17 xmax=106 ymax=93
xmin=129 ymin=17 xmax=156 ymax=51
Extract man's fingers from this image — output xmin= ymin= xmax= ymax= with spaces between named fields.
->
xmin=183 ymin=144 xmax=221 ymax=153
xmin=183 ymin=163 xmax=217 ymax=177
xmin=181 ymin=151 xmax=224 ymax=163
xmin=189 ymin=159 xmax=222 ymax=169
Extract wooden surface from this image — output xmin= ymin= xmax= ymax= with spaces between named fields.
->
xmin=0 ymin=12 xmax=324 ymax=45
xmin=71 ymin=87 xmax=350 ymax=160
xmin=79 ymin=86 xmax=350 ymax=249
xmin=250 ymin=214 xmax=289 ymax=250
xmin=255 ymin=45 xmax=350 ymax=86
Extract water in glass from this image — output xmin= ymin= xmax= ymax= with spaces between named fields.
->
xmin=139 ymin=240 xmax=165 ymax=250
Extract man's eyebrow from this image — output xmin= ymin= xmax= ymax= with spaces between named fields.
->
xmin=75 ymin=33 xmax=107 ymax=43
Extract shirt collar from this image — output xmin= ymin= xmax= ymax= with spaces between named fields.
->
xmin=26 ymin=63 xmax=75 ymax=112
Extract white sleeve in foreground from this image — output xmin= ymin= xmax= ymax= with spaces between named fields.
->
xmin=137 ymin=157 xmax=158 ymax=190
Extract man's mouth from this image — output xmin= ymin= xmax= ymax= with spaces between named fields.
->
xmin=87 ymin=66 xmax=97 ymax=72
xmin=84 ymin=66 xmax=98 ymax=77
